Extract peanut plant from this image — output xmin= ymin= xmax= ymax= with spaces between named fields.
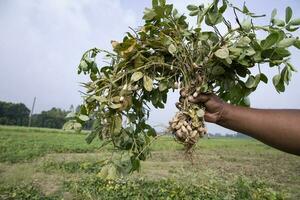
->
xmin=64 ymin=0 xmax=300 ymax=178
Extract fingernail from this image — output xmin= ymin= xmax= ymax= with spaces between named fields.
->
xmin=193 ymin=92 xmax=198 ymax=98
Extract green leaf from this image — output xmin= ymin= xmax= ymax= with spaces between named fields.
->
xmin=294 ymin=40 xmax=300 ymax=49
xmin=79 ymin=60 xmax=88 ymax=71
xmin=215 ymin=48 xmax=229 ymax=59
xmin=273 ymin=74 xmax=285 ymax=92
xmin=187 ymin=5 xmax=198 ymax=11
xmin=241 ymin=19 xmax=252 ymax=32
xmin=242 ymin=97 xmax=251 ymax=107
xmin=131 ymin=72 xmax=143 ymax=82
xmin=159 ymin=81 xmax=168 ymax=91
xmin=285 ymin=25 xmax=299 ymax=32
xmin=277 ymin=38 xmax=296 ymax=48
xmin=143 ymin=75 xmax=153 ymax=92
xmin=261 ymin=32 xmax=279 ymax=49
xmin=285 ymin=7 xmax=292 ymax=23
xmin=271 ymin=9 xmax=277 ymax=20
xmin=260 ymin=73 xmax=268 ymax=84
xmin=78 ymin=114 xmax=89 ymax=122
xmin=109 ymin=103 xmax=122 ymax=109
xmin=289 ymin=18 xmax=300 ymax=26
xmin=245 ymin=48 xmax=256 ymax=56
xmin=85 ymin=130 xmax=98 ymax=144
xmin=205 ymin=10 xmax=223 ymax=26
xmin=93 ymin=96 xmax=107 ymax=103
xmin=287 ymin=62 xmax=297 ymax=72
xmin=212 ymin=66 xmax=225 ymax=75
xmin=189 ymin=10 xmax=199 ymax=16
xmin=168 ymin=44 xmax=177 ymax=55
xmin=159 ymin=0 xmax=166 ymax=6
xmin=66 ymin=112 xmax=76 ymax=118
xmin=273 ymin=19 xmax=285 ymax=27
xmin=272 ymin=74 xmax=281 ymax=86
xmin=152 ymin=0 xmax=158 ymax=7
xmin=143 ymin=8 xmax=156 ymax=21
xmin=112 ymin=115 xmax=122 ymax=135
xmin=245 ymin=76 xmax=256 ymax=88
xmin=237 ymin=36 xmax=251 ymax=47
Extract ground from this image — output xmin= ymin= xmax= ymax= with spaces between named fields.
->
xmin=0 ymin=125 xmax=299 ymax=199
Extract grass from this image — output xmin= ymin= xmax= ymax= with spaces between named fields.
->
xmin=0 ymin=125 xmax=99 ymax=163
xmin=0 ymin=125 xmax=299 ymax=199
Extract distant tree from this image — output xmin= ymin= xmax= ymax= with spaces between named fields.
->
xmin=0 ymin=101 xmax=30 ymax=126
xmin=31 ymin=108 xmax=68 ymax=129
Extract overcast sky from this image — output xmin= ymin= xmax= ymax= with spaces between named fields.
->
xmin=0 ymin=0 xmax=299 ymax=134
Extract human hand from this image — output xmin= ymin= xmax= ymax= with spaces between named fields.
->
xmin=180 ymin=91 xmax=227 ymax=124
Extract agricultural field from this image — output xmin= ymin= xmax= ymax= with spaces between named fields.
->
xmin=0 ymin=125 xmax=299 ymax=200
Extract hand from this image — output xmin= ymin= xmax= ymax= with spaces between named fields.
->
xmin=187 ymin=92 xmax=227 ymax=124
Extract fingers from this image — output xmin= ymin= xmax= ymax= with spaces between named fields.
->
xmin=188 ymin=93 xmax=210 ymax=104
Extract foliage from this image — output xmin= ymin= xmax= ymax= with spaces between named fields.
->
xmin=31 ymin=107 xmax=68 ymax=129
xmin=66 ymin=177 xmax=284 ymax=200
xmin=0 ymin=101 xmax=30 ymax=126
xmin=69 ymin=0 xmax=300 ymax=176
xmin=0 ymin=184 xmax=58 ymax=200
xmin=42 ymin=161 xmax=104 ymax=174
xmin=0 ymin=100 xmax=77 ymax=129
xmin=0 ymin=177 xmax=285 ymax=200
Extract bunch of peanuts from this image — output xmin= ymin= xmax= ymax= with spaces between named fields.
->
xmin=169 ymin=112 xmax=207 ymax=145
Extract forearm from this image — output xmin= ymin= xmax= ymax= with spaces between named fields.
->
xmin=218 ymin=104 xmax=300 ymax=155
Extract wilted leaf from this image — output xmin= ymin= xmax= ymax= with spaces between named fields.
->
xmin=109 ymin=103 xmax=122 ymax=109
xmin=131 ymin=72 xmax=144 ymax=82
xmin=97 ymin=165 xmax=110 ymax=179
xmin=196 ymin=109 xmax=205 ymax=118
xmin=215 ymin=48 xmax=229 ymax=59
xmin=112 ymin=115 xmax=122 ymax=135
xmin=93 ymin=96 xmax=107 ymax=103
xmin=168 ymin=44 xmax=177 ymax=55
xmin=106 ymin=165 xmax=118 ymax=180
xmin=143 ymin=75 xmax=153 ymax=92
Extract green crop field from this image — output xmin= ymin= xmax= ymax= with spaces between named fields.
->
xmin=0 ymin=125 xmax=299 ymax=200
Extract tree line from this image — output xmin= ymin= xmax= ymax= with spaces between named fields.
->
xmin=0 ymin=101 xmax=93 ymax=129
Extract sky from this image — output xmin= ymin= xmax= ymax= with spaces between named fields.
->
xmin=0 ymin=0 xmax=299 ymax=134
